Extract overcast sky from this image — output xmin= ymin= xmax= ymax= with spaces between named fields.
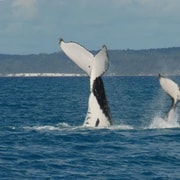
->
xmin=0 ymin=0 xmax=180 ymax=54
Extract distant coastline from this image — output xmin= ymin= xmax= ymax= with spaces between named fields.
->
xmin=0 ymin=73 xmax=178 ymax=77
xmin=0 ymin=73 xmax=86 ymax=77
xmin=1 ymin=47 xmax=180 ymax=76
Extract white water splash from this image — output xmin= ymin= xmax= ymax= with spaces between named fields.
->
xmin=149 ymin=111 xmax=180 ymax=129
xmin=83 ymin=124 xmax=134 ymax=130
xmin=109 ymin=124 xmax=134 ymax=130
xmin=23 ymin=122 xmax=71 ymax=131
xmin=23 ymin=122 xmax=134 ymax=131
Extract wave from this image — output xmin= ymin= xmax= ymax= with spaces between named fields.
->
xmin=16 ymin=119 xmax=179 ymax=133
xmin=108 ymin=124 xmax=134 ymax=130
xmin=23 ymin=122 xmax=134 ymax=132
xmin=22 ymin=114 xmax=180 ymax=132
xmin=23 ymin=122 xmax=71 ymax=131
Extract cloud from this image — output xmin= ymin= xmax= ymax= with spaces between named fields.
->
xmin=110 ymin=0 xmax=180 ymax=13
xmin=1 ymin=0 xmax=180 ymax=54
xmin=12 ymin=0 xmax=38 ymax=20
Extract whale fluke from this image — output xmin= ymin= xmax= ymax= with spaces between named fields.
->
xmin=59 ymin=39 xmax=112 ymax=127
xmin=60 ymin=38 xmax=93 ymax=76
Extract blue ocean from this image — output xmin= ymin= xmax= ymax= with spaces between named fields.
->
xmin=0 ymin=76 xmax=180 ymax=179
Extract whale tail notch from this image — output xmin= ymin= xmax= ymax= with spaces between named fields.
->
xmin=159 ymin=74 xmax=180 ymax=120
xmin=59 ymin=39 xmax=112 ymax=127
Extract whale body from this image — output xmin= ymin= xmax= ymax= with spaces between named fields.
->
xmin=59 ymin=39 xmax=112 ymax=127
xmin=159 ymin=74 xmax=180 ymax=121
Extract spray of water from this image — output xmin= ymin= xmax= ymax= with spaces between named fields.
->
xmin=149 ymin=110 xmax=180 ymax=129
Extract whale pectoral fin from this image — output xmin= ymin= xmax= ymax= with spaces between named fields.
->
xmin=167 ymin=98 xmax=175 ymax=115
xmin=159 ymin=74 xmax=180 ymax=100
xmin=159 ymin=74 xmax=180 ymax=121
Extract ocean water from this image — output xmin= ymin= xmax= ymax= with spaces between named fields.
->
xmin=0 ymin=76 xmax=180 ymax=179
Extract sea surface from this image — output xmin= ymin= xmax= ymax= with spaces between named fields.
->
xmin=0 ymin=76 xmax=180 ymax=179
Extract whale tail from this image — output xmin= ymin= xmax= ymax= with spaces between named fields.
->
xmin=59 ymin=39 xmax=112 ymax=127
xmin=159 ymin=74 xmax=180 ymax=120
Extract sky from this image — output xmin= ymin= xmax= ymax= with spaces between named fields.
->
xmin=0 ymin=0 xmax=180 ymax=54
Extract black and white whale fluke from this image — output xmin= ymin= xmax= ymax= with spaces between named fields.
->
xmin=59 ymin=39 xmax=112 ymax=127
xmin=159 ymin=74 xmax=180 ymax=121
